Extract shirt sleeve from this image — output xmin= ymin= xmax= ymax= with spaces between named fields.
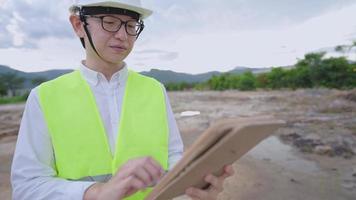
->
xmin=161 ymin=85 xmax=184 ymax=170
xmin=11 ymin=88 xmax=95 ymax=200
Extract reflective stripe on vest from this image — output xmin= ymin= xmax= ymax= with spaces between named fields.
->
xmin=38 ymin=70 xmax=168 ymax=199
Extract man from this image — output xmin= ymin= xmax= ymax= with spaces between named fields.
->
xmin=11 ymin=0 xmax=234 ymax=199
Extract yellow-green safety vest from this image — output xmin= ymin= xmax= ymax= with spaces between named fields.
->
xmin=38 ymin=70 xmax=169 ymax=200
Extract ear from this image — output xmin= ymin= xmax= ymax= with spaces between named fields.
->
xmin=69 ymin=14 xmax=85 ymax=38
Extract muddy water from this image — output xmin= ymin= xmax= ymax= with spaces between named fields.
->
xmin=175 ymin=134 xmax=356 ymax=200
xmin=250 ymin=136 xmax=321 ymax=174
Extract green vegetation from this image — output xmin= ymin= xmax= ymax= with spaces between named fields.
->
xmin=165 ymin=52 xmax=356 ymax=91
xmin=0 ymin=72 xmax=25 ymax=96
xmin=0 ymin=73 xmax=43 ymax=105
xmin=0 ymin=81 xmax=6 ymax=96
xmin=165 ymin=82 xmax=196 ymax=91
xmin=204 ymin=71 xmax=256 ymax=91
xmin=0 ymin=93 xmax=29 ymax=104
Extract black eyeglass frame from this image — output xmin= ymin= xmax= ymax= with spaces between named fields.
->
xmin=84 ymin=15 xmax=145 ymax=36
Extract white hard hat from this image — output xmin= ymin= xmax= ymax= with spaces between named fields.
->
xmin=72 ymin=0 xmax=152 ymax=19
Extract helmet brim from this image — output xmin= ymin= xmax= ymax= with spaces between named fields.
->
xmin=78 ymin=2 xmax=152 ymax=19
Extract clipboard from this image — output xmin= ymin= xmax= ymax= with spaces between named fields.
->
xmin=146 ymin=116 xmax=285 ymax=200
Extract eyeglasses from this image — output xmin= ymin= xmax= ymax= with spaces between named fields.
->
xmin=85 ymin=15 xmax=144 ymax=36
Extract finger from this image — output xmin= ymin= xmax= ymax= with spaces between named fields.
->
xmin=143 ymin=165 xmax=159 ymax=186
xmin=147 ymin=157 xmax=165 ymax=175
xmin=120 ymin=176 xmax=146 ymax=197
xmin=112 ymin=157 xmax=165 ymax=188
xmin=132 ymin=157 xmax=164 ymax=186
xmin=114 ymin=159 xmax=139 ymax=179
xmin=143 ymin=161 xmax=163 ymax=185
xmin=186 ymin=187 xmax=212 ymax=200
xmin=115 ymin=157 xmax=158 ymax=183
xmin=205 ymin=174 xmax=223 ymax=192
xmin=124 ymin=187 xmax=137 ymax=198
xmin=139 ymin=157 xmax=165 ymax=185
xmin=132 ymin=166 xmax=153 ymax=186
xmin=224 ymin=165 xmax=235 ymax=176
xmin=218 ymin=165 xmax=235 ymax=180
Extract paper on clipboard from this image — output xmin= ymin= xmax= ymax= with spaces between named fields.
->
xmin=146 ymin=116 xmax=285 ymax=200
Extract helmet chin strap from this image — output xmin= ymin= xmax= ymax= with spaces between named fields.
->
xmin=79 ymin=11 xmax=104 ymax=60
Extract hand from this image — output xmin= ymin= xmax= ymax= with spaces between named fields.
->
xmin=84 ymin=157 xmax=165 ymax=200
xmin=185 ymin=165 xmax=234 ymax=200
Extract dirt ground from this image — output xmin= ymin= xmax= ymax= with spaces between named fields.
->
xmin=0 ymin=89 xmax=355 ymax=200
xmin=0 ymin=104 xmax=24 ymax=200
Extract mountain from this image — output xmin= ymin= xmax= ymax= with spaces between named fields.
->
xmin=228 ymin=66 xmax=272 ymax=74
xmin=0 ymin=65 xmax=26 ymax=75
xmin=141 ymin=66 xmax=272 ymax=84
xmin=140 ymin=69 xmax=221 ymax=84
xmin=0 ymin=65 xmax=273 ymax=88
xmin=0 ymin=65 xmax=73 ymax=89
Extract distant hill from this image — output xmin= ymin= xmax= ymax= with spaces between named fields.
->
xmin=141 ymin=66 xmax=272 ymax=84
xmin=0 ymin=65 xmax=273 ymax=88
xmin=0 ymin=65 xmax=73 ymax=89
xmin=140 ymin=69 xmax=221 ymax=84
xmin=228 ymin=66 xmax=272 ymax=75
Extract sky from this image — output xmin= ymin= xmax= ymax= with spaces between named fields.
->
xmin=0 ymin=0 xmax=356 ymax=74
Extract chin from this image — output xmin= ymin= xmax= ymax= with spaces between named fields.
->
xmin=105 ymin=55 xmax=127 ymax=64
xmin=105 ymin=59 xmax=125 ymax=65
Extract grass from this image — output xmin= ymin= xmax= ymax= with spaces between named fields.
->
xmin=0 ymin=94 xmax=28 ymax=105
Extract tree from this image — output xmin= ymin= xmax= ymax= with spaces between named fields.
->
xmin=227 ymin=74 xmax=240 ymax=89
xmin=291 ymin=64 xmax=313 ymax=88
xmin=165 ymin=82 xmax=195 ymax=91
xmin=255 ymin=73 xmax=268 ymax=89
xmin=208 ymin=74 xmax=226 ymax=90
xmin=0 ymin=81 xmax=6 ymax=96
xmin=335 ymin=45 xmax=348 ymax=54
xmin=266 ymin=67 xmax=288 ymax=89
xmin=296 ymin=52 xmax=326 ymax=87
xmin=237 ymin=71 xmax=256 ymax=91
xmin=335 ymin=40 xmax=356 ymax=54
xmin=346 ymin=64 xmax=356 ymax=87
xmin=320 ymin=57 xmax=352 ymax=88
xmin=0 ymin=73 xmax=25 ymax=96
xmin=293 ymin=52 xmax=354 ymax=89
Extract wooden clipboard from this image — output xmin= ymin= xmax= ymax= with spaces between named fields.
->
xmin=146 ymin=116 xmax=285 ymax=200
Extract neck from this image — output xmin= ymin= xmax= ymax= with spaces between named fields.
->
xmin=84 ymin=57 xmax=124 ymax=81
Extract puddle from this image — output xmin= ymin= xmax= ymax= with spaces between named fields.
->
xmin=249 ymin=136 xmax=322 ymax=175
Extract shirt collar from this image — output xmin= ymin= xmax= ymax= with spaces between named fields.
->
xmin=79 ymin=61 xmax=128 ymax=86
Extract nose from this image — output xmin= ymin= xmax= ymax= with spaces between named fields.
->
xmin=114 ymin=24 xmax=128 ymax=40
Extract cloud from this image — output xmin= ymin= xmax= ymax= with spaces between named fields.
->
xmin=144 ymin=0 xmax=356 ymax=36
xmin=134 ymin=49 xmax=179 ymax=61
xmin=128 ymin=2 xmax=356 ymax=73
xmin=1 ymin=0 xmax=356 ymax=73
xmin=159 ymin=52 xmax=179 ymax=60
xmin=135 ymin=49 xmax=170 ymax=54
xmin=0 ymin=37 xmax=84 ymax=72
xmin=2 ymin=0 xmax=354 ymax=49
xmin=0 ymin=0 xmax=74 ymax=48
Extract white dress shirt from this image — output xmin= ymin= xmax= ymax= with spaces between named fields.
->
xmin=11 ymin=63 xmax=184 ymax=200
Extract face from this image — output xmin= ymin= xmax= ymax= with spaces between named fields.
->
xmin=70 ymin=13 xmax=138 ymax=65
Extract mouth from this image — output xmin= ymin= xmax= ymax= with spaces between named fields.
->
xmin=109 ymin=45 xmax=127 ymax=52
